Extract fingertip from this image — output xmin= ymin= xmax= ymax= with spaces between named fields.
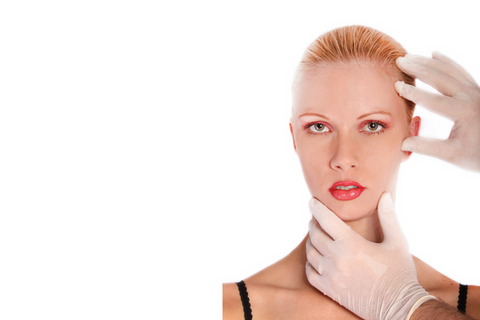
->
xmin=396 ymin=56 xmax=406 ymax=66
xmin=379 ymin=192 xmax=394 ymax=211
xmin=404 ymin=53 xmax=423 ymax=61
xmin=309 ymin=197 xmax=319 ymax=211
xmin=432 ymin=50 xmax=443 ymax=59
xmin=377 ymin=193 xmax=398 ymax=230
xmin=394 ymin=81 xmax=405 ymax=96
xmin=309 ymin=198 xmax=324 ymax=221
xmin=309 ymin=197 xmax=317 ymax=206
xmin=401 ymin=138 xmax=414 ymax=152
xmin=310 ymin=197 xmax=328 ymax=212
xmin=378 ymin=193 xmax=408 ymax=247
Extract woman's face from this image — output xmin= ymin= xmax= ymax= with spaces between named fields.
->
xmin=290 ymin=64 xmax=420 ymax=221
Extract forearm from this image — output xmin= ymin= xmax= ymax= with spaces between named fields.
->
xmin=411 ymin=299 xmax=475 ymax=320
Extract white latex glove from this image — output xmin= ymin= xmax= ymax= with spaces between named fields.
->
xmin=396 ymin=52 xmax=480 ymax=172
xmin=305 ymin=193 xmax=436 ymax=320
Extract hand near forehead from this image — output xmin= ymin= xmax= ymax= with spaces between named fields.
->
xmin=395 ymin=52 xmax=480 ymax=172
xmin=306 ymin=193 xmax=436 ymax=320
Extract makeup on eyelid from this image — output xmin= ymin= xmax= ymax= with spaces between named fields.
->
xmin=304 ymin=121 xmax=332 ymax=132
xmin=301 ymin=120 xmax=389 ymax=134
xmin=291 ymin=64 xmax=418 ymax=222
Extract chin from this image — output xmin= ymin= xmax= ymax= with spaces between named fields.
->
xmin=320 ymin=193 xmax=378 ymax=222
xmin=328 ymin=206 xmax=374 ymax=222
xmin=334 ymin=210 xmax=373 ymax=222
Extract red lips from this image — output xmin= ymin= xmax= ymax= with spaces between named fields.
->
xmin=329 ymin=181 xmax=365 ymax=201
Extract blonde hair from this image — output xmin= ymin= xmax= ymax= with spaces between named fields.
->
xmin=293 ymin=25 xmax=415 ymax=122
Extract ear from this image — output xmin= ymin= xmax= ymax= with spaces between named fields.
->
xmin=289 ymin=120 xmax=297 ymax=152
xmin=402 ymin=116 xmax=421 ymax=161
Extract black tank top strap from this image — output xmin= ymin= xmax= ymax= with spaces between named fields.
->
xmin=236 ymin=280 xmax=253 ymax=320
xmin=235 ymin=281 xmax=468 ymax=317
xmin=457 ymin=283 xmax=468 ymax=313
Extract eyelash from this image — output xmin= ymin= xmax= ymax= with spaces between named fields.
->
xmin=304 ymin=122 xmax=331 ymax=135
xmin=304 ymin=121 xmax=388 ymax=135
xmin=360 ymin=121 xmax=387 ymax=135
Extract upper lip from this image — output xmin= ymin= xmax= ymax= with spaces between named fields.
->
xmin=329 ymin=181 xmax=365 ymax=190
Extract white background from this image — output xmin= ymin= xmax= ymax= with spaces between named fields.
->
xmin=1 ymin=1 xmax=479 ymax=319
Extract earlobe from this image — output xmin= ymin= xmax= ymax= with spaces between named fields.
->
xmin=289 ymin=122 xmax=297 ymax=152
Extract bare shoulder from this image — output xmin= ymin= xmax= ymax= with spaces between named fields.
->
xmin=466 ymin=285 xmax=480 ymax=319
xmin=223 ymin=283 xmax=243 ymax=320
xmin=221 ymin=259 xmax=294 ymax=320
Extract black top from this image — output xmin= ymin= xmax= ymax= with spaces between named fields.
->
xmin=236 ymin=281 xmax=469 ymax=319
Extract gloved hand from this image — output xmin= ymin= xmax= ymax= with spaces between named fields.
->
xmin=305 ymin=193 xmax=436 ymax=320
xmin=395 ymin=52 xmax=480 ymax=172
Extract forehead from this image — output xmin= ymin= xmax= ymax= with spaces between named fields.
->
xmin=292 ymin=64 xmax=406 ymax=120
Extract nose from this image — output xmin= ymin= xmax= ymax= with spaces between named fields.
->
xmin=330 ymin=135 xmax=358 ymax=173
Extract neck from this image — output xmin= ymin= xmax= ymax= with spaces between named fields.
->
xmin=288 ymin=193 xmax=396 ymax=288
xmin=343 ymin=189 xmax=398 ymax=243
xmin=344 ymin=209 xmax=384 ymax=243
xmin=288 ymin=210 xmax=385 ymax=289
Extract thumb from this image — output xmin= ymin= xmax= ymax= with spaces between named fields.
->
xmin=401 ymin=136 xmax=458 ymax=163
xmin=377 ymin=193 xmax=407 ymax=248
xmin=309 ymin=197 xmax=353 ymax=241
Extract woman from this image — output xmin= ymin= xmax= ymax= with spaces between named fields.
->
xmin=223 ymin=25 xmax=480 ymax=319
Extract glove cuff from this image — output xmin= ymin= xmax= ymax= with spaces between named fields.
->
xmin=405 ymin=295 xmax=438 ymax=320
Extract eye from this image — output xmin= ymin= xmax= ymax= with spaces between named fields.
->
xmin=362 ymin=121 xmax=385 ymax=133
xmin=308 ymin=123 xmax=330 ymax=133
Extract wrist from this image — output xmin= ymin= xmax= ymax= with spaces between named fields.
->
xmin=408 ymin=298 xmax=474 ymax=320
xmin=385 ymin=278 xmax=431 ymax=320
xmin=406 ymin=295 xmax=438 ymax=320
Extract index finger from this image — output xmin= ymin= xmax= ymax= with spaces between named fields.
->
xmin=433 ymin=51 xmax=479 ymax=88
xmin=395 ymin=81 xmax=460 ymax=121
xmin=396 ymin=56 xmax=465 ymax=98
xmin=309 ymin=198 xmax=352 ymax=241
xmin=405 ymin=54 xmax=472 ymax=87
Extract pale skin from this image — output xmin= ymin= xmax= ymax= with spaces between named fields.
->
xmin=223 ymin=63 xmax=480 ymax=319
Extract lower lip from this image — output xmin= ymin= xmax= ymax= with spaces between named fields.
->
xmin=329 ymin=188 xmax=365 ymax=201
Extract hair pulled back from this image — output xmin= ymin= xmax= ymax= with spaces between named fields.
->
xmin=293 ymin=25 xmax=415 ymax=122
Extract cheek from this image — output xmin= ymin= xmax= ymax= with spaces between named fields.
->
xmin=360 ymin=137 xmax=404 ymax=193
xmin=362 ymin=136 xmax=402 ymax=168
xmin=295 ymin=140 xmax=330 ymax=190
xmin=295 ymin=129 xmax=405 ymax=183
xmin=296 ymin=135 xmax=404 ymax=196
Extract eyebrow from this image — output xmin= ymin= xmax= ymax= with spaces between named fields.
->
xmin=298 ymin=112 xmax=330 ymax=120
xmin=298 ymin=111 xmax=392 ymax=121
xmin=357 ymin=111 xmax=392 ymax=120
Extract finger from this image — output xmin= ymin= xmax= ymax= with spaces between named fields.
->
xmin=306 ymin=238 xmax=326 ymax=275
xmin=306 ymin=261 xmax=329 ymax=295
xmin=376 ymin=193 xmax=407 ymax=247
xmin=309 ymin=218 xmax=333 ymax=256
xmin=395 ymin=81 xmax=460 ymax=121
xmin=405 ymin=54 xmax=473 ymax=87
xmin=309 ymin=198 xmax=353 ymax=241
xmin=305 ymin=261 xmax=321 ymax=288
xmin=401 ymin=136 xmax=461 ymax=163
xmin=396 ymin=56 xmax=467 ymax=98
xmin=432 ymin=51 xmax=479 ymax=88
